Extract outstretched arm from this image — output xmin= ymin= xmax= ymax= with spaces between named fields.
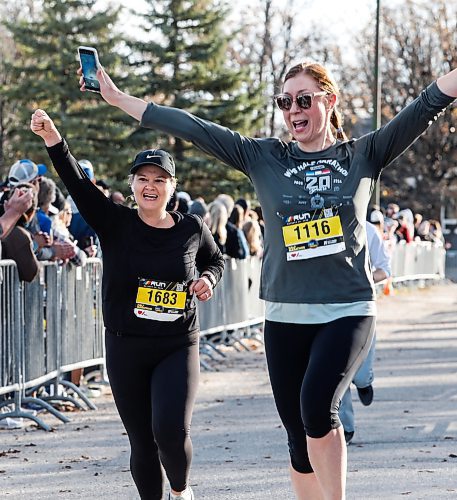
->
xmin=437 ymin=67 xmax=457 ymax=97
xmin=78 ymin=67 xmax=147 ymax=121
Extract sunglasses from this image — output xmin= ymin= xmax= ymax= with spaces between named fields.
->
xmin=274 ymin=91 xmax=328 ymax=111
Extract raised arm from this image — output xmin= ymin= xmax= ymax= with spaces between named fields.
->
xmin=78 ymin=67 xmax=147 ymax=122
xmin=79 ymin=67 xmax=262 ymax=176
xmin=30 ymin=109 xmax=62 ymax=147
xmin=437 ymin=67 xmax=457 ymax=98
xmin=30 ymin=109 xmax=113 ymax=237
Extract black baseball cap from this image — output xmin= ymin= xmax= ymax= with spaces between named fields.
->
xmin=130 ymin=149 xmax=175 ymax=177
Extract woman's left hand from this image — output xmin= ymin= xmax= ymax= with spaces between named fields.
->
xmin=189 ymin=276 xmax=213 ymax=302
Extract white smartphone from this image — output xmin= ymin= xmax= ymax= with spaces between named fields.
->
xmin=78 ymin=46 xmax=101 ymax=93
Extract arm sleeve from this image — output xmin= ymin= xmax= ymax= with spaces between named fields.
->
xmin=359 ymin=81 xmax=455 ymax=175
xmin=196 ymin=220 xmax=225 ymax=286
xmin=46 ymin=139 xmax=114 ymax=237
xmin=140 ymin=103 xmax=268 ymax=178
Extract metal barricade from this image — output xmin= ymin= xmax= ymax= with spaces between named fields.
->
xmin=0 ymin=261 xmax=68 ymax=431
xmin=391 ymin=241 xmax=446 ymax=282
xmin=0 ymin=259 xmax=105 ymax=430
xmin=246 ymin=256 xmax=264 ymax=323
xmin=1 ymin=241 xmax=448 ymax=418
xmin=198 ymin=257 xmax=265 ymax=361
xmin=0 ymin=260 xmax=21 ymax=397
xmin=60 ymin=260 xmax=104 ymax=373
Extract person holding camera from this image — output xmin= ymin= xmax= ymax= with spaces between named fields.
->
xmin=80 ymin=59 xmax=456 ymax=498
xmin=0 ymin=183 xmax=40 ymax=282
xmin=0 ymin=187 xmax=33 ymax=242
xmin=30 ymin=109 xmax=224 ymax=500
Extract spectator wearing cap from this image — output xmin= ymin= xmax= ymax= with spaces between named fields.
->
xmin=8 ymin=158 xmax=42 ymax=190
xmin=7 ymin=158 xmax=75 ymax=263
xmin=79 ymin=159 xmax=96 ymax=184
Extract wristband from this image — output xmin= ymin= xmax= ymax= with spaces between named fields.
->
xmin=201 ymin=272 xmax=216 ymax=288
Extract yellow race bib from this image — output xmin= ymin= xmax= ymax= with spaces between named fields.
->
xmin=281 ymin=207 xmax=346 ymax=261
xmin=134 ymin=279 xmax=188 ymax=321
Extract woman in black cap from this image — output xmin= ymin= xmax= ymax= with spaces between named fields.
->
xmin=30 ymin=109 xmax=224 ymax=500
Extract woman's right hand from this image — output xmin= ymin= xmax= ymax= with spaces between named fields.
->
xmin=78 ymin=66 xmax=147 ymax=121
xmin=77 ymin=66 xmax=122 ymax=106
xmin=30 ymin=109 xmax=62 ymax=147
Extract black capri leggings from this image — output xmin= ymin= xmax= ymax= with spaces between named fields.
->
xmin=105 ymin=331 xmax=200 ymax=500
xmin=264 ymin=315 xmax=375 ymax=473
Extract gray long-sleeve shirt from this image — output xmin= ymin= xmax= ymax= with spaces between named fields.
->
xmin=140 ymin=82 xmax=454 ymax=304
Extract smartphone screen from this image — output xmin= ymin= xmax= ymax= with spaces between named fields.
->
xmin=79 ymin=48 xmax=100 ymax=92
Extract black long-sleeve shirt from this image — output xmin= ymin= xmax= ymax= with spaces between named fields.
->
xmin=47 ymin=139 xmax=224 ymax=338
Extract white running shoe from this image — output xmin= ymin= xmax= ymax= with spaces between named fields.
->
xmin=168 ymin=486 xmax=194 ymax=500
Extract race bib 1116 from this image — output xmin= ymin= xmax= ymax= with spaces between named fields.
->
xmin=282 ymin=207 xmax=346 ymax=261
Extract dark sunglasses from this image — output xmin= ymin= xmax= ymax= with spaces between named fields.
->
xmin=274 ymin=91 xmax=328 ymax=111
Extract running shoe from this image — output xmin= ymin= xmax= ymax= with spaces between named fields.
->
xmin=168 ymin=486 xmax=194 ymax=500
xmin=357 ymin=385 xmax=374 ymax=406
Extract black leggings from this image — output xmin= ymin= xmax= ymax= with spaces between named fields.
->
xmin=105 ymin=331 xmax=200 ymax=500
xmin=264 ymin=316 xmax=375 ymax=473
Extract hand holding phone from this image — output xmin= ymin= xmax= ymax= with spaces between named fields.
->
xmin=78 ymin=46 xmax=101 ymax=93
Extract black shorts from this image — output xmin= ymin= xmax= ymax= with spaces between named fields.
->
xmin=264 ymin=315 xmax=375 ymax=473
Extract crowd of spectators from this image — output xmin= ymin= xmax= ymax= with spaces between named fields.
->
xmin=0 ymin=158 xmax=127 ymax=282
xmin=368 ymin=202 xmax=446 ymax=254
xmin=171 ymin=192 xmax=265 ymax=260
xmin=0 ymin=157 xmax=267 ymax=284
xmin=1 ymin=156 xmax=448 ymax=285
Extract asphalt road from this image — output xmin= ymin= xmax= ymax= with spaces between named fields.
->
xmin=1 ymin=283 xmax=457 ymax=499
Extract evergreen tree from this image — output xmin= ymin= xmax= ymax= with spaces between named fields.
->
xmin=0 ymin=1 xmax=37 ymax=177
xmin=4 ymin=0 xmax=137 ymax=184
xmin=128 ymin=0 xmax=264 ymax=199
